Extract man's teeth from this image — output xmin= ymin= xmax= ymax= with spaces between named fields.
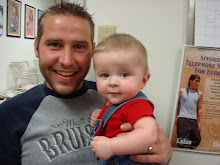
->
xmin=56 ymin=71 xmax=75 ymax=76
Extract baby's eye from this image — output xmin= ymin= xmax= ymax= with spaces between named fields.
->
xmin=121 ymin=72 xmax=128 ymax=77
xmin=101 ymin=73 xmax=109 ymax=78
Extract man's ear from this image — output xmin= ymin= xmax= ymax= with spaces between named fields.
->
xmin=93 ymin=42 xmax=96 ymax=50
xmin=34 ymin=38 xmax=39 ymax=58
xmin=91 ymin=42 xmax=96 ymax=57
xmin=140 ymin=73 xmax=150 ymax=89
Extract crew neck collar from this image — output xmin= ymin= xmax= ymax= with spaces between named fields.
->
xmin=187 ymin=88 xmax=197 ymax=92
xmin=42 ymin=80 xmax=88 ymax=99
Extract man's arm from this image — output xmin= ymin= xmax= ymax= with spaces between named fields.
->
xmin=121 ymin=123 xmax=172 ymax=165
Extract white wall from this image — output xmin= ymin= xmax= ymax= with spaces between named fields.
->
xmin=0 ymin=0 xmax=219 ymax=164
xmin=86 ymin=0 xmax=220 ymax=165
xmin=0 ymin=0 xmax=56 ymax=91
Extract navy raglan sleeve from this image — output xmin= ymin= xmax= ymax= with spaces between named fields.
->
xmin=0 ymin=85 xmax=46 ymax=165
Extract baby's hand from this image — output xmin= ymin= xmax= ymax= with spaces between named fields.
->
xmin=90 ymin=136 xmax=114 ymax=160
xmin=90 ymin=109 xmax=102 ymax=127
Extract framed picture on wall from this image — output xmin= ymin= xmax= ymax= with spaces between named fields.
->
xmin=0 ymin=5 xmax=3 ymax=36
xmin=37 ymin=9 xmax=43 ymax=20
xmin=7 ymin=0 xmax=21 ymax=37
xmin=170 ymin=45 xmax=220 ymax=155
xmin=24 ymin=4 xmax=35 ymax=39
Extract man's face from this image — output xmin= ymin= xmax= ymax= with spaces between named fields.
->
xmin=34 ymin=15 xmax=94 ymax=95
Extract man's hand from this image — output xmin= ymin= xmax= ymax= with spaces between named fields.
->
xmin=120 ymin=123 xmax=172 ymax=165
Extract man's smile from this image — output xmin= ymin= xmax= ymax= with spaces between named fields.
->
xmin=55 ymin=70 xmax=77 ymax=77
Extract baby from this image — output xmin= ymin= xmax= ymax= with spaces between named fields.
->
xmin=90 ymin=33 xmax=157 ymax=165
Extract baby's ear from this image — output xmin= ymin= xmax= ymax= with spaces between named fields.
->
xmin=140 ymin=73 xmax=150 ymax=89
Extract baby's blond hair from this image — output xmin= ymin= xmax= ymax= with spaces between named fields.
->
xmin=93 ymin=33 xmax=149 ymax=74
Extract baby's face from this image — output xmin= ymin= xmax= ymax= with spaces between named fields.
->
xmin=93 ymin=49 xmax=148 ymax=105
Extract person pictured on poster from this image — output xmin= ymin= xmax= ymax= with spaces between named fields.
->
xmin=175 ymin=74 xmax=203 ymax=149
xmin=10 ymin=3 xmax=18 ymax=33
xmin=26 ymin=10 xmax=33 ymax=35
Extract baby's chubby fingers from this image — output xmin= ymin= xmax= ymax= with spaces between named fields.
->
xmin=90 ymin=136 xmax=113 ymax=160
xmin=90 ymin=118 xmax=97 ymax=127
xmin=90 ymin=136 xmax=100 ymax=147
xmin=90 ymin=109 xmax=102 ymax=126
xmin=90 ymin=136 xmax=104 ymax=153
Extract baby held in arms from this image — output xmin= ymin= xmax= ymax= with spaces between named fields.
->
xmin=90 ymin=33 xmax=157 ymax=165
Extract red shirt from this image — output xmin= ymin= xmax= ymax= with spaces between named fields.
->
xmin=97 ymin=99 xmax=155 ymax=138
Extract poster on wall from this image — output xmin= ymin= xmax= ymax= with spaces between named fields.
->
xmin=0 ymin=5 xmax=3 ymax=35
xmin=7 ymin=0 xmax=21 ymax=37
xmin=24 ymin=4 xmax=35 ymax=39
xmin=170 ymin=45 xmax=220 ymax=154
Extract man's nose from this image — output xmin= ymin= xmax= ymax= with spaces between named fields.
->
xmin=59 ymin=46 xmax=76 ymax=68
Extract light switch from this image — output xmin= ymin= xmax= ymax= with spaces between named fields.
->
xmin=98 ymin=25 xmax=116 ymax=43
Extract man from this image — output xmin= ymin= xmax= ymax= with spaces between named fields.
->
xmin=175 ymin=74 xmax=203 ymax=149
xmin=0 ymin=2 xmax=171 ymax=165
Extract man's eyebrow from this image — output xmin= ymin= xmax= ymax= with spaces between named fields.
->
xmin=44 ymin=39 xmax=89 ymax=45
xmin=75 ymin=40 xmax=89 ymax=45
xmin=44 ymin=39 xmax=61 ymax=43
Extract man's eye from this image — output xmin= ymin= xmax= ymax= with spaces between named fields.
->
xmin=76 ymin=45 xmax=84 ymax=49
xmin=74 ymin=45 xmax=86 ymax=52
xmin=49 ymin=43 xmax=60 ymax=48
xmin=75 ymin=45 xmax=83 ymax=49
xmin=121 ymin=72 xmax=128 ymax=77
xmin=101 ymin=73 xmax=109 ymax=78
